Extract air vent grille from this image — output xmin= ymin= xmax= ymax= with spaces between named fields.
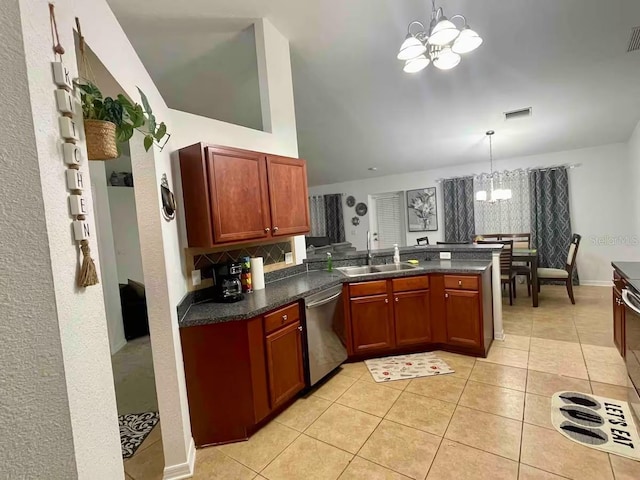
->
xmin=628 ymin=26 xmax=640 ymax=52
xmin=504 ymin=107 xmax=532 ymax=121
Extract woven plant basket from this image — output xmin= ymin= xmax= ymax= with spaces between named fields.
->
xmin=84 ymin=119 xmax=118 ymax=160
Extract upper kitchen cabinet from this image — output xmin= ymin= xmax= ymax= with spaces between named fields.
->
xmin=178 ymin=144 xmax=310 ymax=247
xmin=266 ymin=156 xmax=310 ymax=237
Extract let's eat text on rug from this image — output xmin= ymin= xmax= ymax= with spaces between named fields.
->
xmin=551 ymin=391 xmax=640 ymax=460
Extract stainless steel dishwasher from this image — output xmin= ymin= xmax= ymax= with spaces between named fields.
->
xmin=304 ymin=284 xmax=348 ymax=386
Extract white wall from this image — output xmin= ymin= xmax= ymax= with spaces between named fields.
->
xmin=108 ymin=187 xmax=145 ymax=284
xmin=629 ymin=121 xmax=640 ymax=241
xmin=310 ymin=142 xmax=637 ymax=285
xmin=90 ymin=162 xmax=127 ymax=355
xmin=0 ymin=1 xmax=78 ymax=476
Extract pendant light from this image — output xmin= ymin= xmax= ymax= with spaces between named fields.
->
xmin=476 ymin=130 xmax=512 ymax=203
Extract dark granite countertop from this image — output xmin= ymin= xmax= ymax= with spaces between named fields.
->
xmin=179 ymin=260 xmax=491 ymax=327
xmin=612 ymin=261 xmax=640 ymax=293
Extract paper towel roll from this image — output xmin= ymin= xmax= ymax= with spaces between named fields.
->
xmin=250 ymin=257 xmax=265 ymax=290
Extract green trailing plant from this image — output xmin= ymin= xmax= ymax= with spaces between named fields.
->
xmin=75 ymin=81 xmax=170 ymax=152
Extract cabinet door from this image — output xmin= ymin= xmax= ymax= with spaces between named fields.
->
xmin=207 ymin=147 xmax=271 ymax=243
xmin=265 ymin=321 xmax=305 ymax=409
xmin=350 ymin=294 xmax=394 ymax=353
xmin=266 ymin=156 xmax=310 ymax=236
xmin=613 ymin=287 xmax=625 ymax=357
xmin=394 ymin=290 xmax=431 ymax=347
xmin=445 ymin=290 xmax=481 ymax=349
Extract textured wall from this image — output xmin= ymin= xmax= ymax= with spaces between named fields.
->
xmin=629 ymin=121 xmax=640 ymax=245
xmin=0 ymin=0 xmax=77 ymax=477
xmin=18 ymin=0 xmax=124 ymax=478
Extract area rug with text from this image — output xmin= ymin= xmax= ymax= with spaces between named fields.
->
xmin=551 ymin=391 xmax=640 ymax=460
xmin=365 ymin=352 xmax=454 ymax=383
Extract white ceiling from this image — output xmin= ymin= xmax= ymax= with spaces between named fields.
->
xmin=108 ymin=0 xmax=640 ymax=186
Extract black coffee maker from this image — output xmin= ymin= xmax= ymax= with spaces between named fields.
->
xmin=212 ymin=262 xmax=244 ymax=303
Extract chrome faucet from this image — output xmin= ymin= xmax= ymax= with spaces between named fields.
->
xmin=366 ymin=231 xmax=373 ymax=265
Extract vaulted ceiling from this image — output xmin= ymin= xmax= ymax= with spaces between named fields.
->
xmin=108 ymin=0 xmax=640 ymax=185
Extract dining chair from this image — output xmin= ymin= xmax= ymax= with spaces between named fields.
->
xmin=416 ymin=236 xmax=430 ymax=246
xmin=537 ymin=234 xmax=582 ymax=304
xmin=474 ymin=233 xmax=501 ymax=242
xmin=436 ymin=241 xmax=471 ymax=245
xmin=500 ymin=233 xmax=532 ymax=297
xmin=479 ymin=239 xmax=516 ymax=305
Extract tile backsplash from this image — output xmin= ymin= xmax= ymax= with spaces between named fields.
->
xmin=193 ymin=241 xmax=292 ymax=270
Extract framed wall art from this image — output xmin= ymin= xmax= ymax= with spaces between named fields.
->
xmin=407 ymin=187 xmax=438 ymax=232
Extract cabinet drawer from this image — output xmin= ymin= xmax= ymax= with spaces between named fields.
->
xmin=350 ymin=280 xmax=388 ymax=297
xmin=444 ymin=275 xmax=479 ymax=291
xmin=392 ymin=276 xmax=429 ymax=293
xmin=264 ymin=303 xmax=300 ymax=334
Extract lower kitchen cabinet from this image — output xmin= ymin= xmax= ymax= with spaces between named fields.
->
xmin=445 ymin=289 xmax=481 ymax=349
xmin=266 ymin=320 xmax=305 ymax=409
xmin=350 ymin=294 xmax=394 ymax=353
xmin=613 ymin=286 xmax=626 ymax=357
xmin=394 ymin=290 xmax=431 ymax=347
xmin=180 ymin=302 xmax=305 ymax=447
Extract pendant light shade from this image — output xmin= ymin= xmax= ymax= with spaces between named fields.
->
xmin=433 ymin=47 xmax=461 ymax=70
xmin=397 ymin=35 xmax=427 ymax=60
xmin=475 ymin=190 xmax=487 ymax=201
xmin=403 ymin=55 xmax=430 ymax=73
xmin=428 ymin=18 xmax=460 ymax=46
xmin=452 ymin=27 xmax=483 ymax=54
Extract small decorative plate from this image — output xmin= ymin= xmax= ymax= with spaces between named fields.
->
xmin=346 ymin=195 xmax=356 ymax=207
xmin=355 ymin=202 xmax=368 ymax=216
xmin=352 ymin=216 xmax=360 ymax=226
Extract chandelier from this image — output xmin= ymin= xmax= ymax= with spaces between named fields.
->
xmin=397 ymin=0 xmax=483 ymax=73
xmin=476 ymin=131 xmax=512 ymax=202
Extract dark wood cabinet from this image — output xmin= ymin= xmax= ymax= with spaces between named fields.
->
xmin=350 ymin=294 xmax=394 ymax=353
xmin=445 ymin=289 xmax=481 ymax=349
xmin=207 ymin=147 xmax=271 ymax=243
xmin=265 ymin=320 xmax=305 ymax=409
xmin=393 ymin=290 xmax=431 ymax=347
xmin=178 ymin=143 xmax=310 ymax=247
xmin=613 ymin=286 xmax=625 ymax=357
xmin=266 ymin=156 xmax=310 ymax=237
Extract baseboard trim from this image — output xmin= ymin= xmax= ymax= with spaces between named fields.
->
xmin=111 ymin=337 xmax=127 ymax=355
xmin=163 ymin=437 xmax=196 ymax=480
xmin=580 ymin=281 xmax=611 ymax=287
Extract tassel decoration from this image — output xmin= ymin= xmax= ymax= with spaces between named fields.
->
xmin=78 ymin=239 xmax=99 ymax=287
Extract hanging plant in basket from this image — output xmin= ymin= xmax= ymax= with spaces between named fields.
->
xmin=75 ymin=81 xmax=170 ymax=160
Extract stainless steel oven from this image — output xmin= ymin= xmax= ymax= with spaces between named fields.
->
xmin=622 ymin=288 xmax=640 ymax=421
xmin=304 ymin=285 xmax=348 ymax=386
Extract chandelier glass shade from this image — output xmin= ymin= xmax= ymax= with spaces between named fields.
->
xmin=398 ymin=1 xmax=482 ymax=73
xmin=476 ymin=130 xmax=512 ymax=203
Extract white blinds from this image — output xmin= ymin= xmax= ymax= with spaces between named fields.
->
xmin=375 ymin=194 xmax=403 ymax=249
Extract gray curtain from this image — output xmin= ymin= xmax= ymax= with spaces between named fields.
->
xmin=324 ymin=194 xmax=345 ymax=243
xmin=529 ymin=167 xmax=578 ymax=283
xmin=443 ymin=177 xmax=475 ymax=242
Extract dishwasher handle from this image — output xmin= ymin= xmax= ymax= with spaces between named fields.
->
xmin=622 ymin=288 xmax=640 ymax=315
xmin=306 ymin=291 xmax=342 ymax=309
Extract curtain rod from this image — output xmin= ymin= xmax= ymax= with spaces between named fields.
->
xmin=435 ymin=163 xmax=582 ymax=183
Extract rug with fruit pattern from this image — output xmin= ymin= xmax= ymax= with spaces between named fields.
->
xmin=365 ymin=352 xmax=454 ymax=383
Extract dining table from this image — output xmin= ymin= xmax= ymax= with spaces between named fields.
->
xmin=513 ymin=248 xmax=539 ymax=307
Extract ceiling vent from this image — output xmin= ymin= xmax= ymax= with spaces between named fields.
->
xmin=628 ymin=26 xmax=640 ymax=52
xmin=504 ymin=107 xmax=532 ymax=121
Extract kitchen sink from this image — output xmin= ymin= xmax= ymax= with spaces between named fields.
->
xmin=337 ymin=263 xmax=422 ymax=277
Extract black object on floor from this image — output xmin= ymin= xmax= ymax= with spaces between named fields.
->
xmin=119 ymin=412 xmax=159 ymax=459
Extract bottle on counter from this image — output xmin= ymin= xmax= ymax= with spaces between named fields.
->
xmin=393 ymin=244 xmax=400 ymax=264
xmin=241 ymin=256 xmax=252 ymax=293
xmin=327 ymin=252 xmax=333 ymax=272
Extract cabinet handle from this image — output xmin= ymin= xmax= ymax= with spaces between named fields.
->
xmin=395 ymin=297 xmax=399 ymax=302
xmin=458 ymin=280 xmax=463 ymax=286
xmin=265 ymin=227 xmax=270 ymax=233
xmin=273 ymin=226 xmax=279 ymax=232
xmin=385 ymin=298 xmax=389 ymax=304
xmin=445 ymin=293 xmax=449 ymax=298
xmin=298 ymin=325 xmax=303 ymax=332
xmin=283 ymin=314 xmax=288 ymax=321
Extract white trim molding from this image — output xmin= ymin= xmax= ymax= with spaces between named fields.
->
xmin=492 ymin=251 xmax=505 ymax=340
xmin=579 ymin=281 xmax=612 ymax=287
xmin=163 ymin=438 xmax=196 ymax=480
